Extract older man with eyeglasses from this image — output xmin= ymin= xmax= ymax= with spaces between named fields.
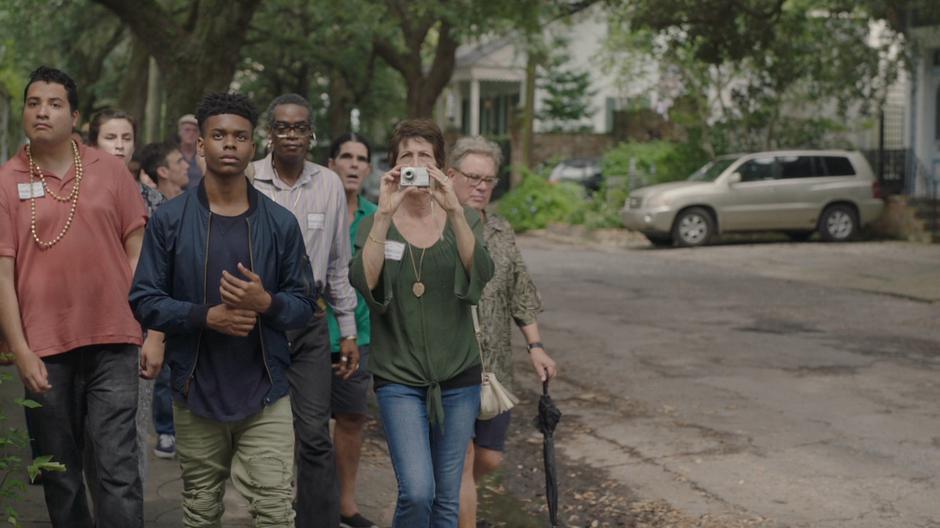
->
xmin=250 ymin=93 xmax=360 ymax=528
xmin=448 ymin=136 xmax=558 ymax=528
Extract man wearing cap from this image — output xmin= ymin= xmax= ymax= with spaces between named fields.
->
xmin=177 ymin=114 xmax=204 ymax=188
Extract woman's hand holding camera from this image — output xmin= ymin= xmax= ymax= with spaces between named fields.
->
xmin=377 ymin=165 xmax=419 ymax=218
xmin=428 ymin=166 xmax=462 ymax=214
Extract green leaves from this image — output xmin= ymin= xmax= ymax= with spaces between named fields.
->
xmin=537 ymin=39 xmax=597 ymax=132
xmin=12 ymin=399 xmax=39 ymax=410
xmin=498 ymin=168 xmax=584 ymax=232
xmin=0 ymin=377 xmax=53 ymax=526
xmin=27 ymin=456 xmax=65 ymax=484
xmin=605 ymin=0 xmax=909 ymax=152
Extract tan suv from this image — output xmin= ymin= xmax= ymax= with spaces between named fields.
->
xmin=620 ymin=150 xmax=884 ymax=247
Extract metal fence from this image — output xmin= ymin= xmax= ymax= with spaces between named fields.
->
xmin=862 ymin=148 xmax=908 ymax=196
xmin=863 ymin=148 xmax=939 ymax=235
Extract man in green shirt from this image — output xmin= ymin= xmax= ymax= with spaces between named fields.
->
xmin=326 ymin=133 xmax=378 ymax=528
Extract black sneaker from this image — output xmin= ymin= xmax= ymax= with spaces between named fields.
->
xmin=340 ymin=512 xmax=378 ymax=528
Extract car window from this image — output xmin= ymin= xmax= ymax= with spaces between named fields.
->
xmin=738 ymin=157 xmax=777 ymax=182
xmin=819 ymin=156 xmax=855 ymax=176
xmin=776 ymin=156 xmax=821 ymax=179
xmin=688 ymin=158 xmax=736 ymax=182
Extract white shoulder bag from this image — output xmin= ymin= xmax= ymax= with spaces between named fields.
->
xmin=472 ymin=305 xmax=519 ymax=420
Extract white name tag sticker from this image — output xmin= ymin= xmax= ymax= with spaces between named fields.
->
xmin=17 ymin=182 xmax=45 ymax=200
xmin=384 ymin=240 xmax=405 ymax=261
xmin=307 ymin=213 xmax=325 ymax=230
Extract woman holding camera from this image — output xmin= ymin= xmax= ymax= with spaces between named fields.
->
xmin=350 ymin=119 xmax=494 ymax=527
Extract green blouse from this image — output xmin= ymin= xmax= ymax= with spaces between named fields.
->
xmin=349 ymin=206 xmax=495 ymax=425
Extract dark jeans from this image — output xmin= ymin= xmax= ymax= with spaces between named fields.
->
xmin=24 ymin=343 xmax=143 ymax=528
xmin=152 ymin=364 xmax=174 ymax=435
xmin=287 ymin=317 xmax=339 ymax=528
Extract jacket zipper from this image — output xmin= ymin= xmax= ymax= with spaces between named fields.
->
xmin=184 ymin=211 xmax=212 ymax=399
xmin=247 ymin=217 xmax=275 ymax=400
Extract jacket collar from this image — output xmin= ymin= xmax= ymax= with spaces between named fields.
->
xmin=484 ymin=208 xmax=503 ymax=232
xmin=195 ymin=175 xmax=259 ymax=216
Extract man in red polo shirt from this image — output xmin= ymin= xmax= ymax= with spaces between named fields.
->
xmin=0 ymin=66 xmax=148 ymax=527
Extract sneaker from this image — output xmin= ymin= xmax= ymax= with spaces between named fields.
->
xmin=340 ymin=512 xmax=378 ymax=528
xmin=153 ymin=434 xmax=176 ymax=459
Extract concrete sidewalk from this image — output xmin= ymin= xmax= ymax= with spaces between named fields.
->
xmin=1 ymin=368 xmax=397 ymax=527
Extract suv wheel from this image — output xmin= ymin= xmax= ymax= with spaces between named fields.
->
xmin=818 ymin=205 xmax=858 ymax=242
xmin=672 ymin=207 xmax=713 ymax=247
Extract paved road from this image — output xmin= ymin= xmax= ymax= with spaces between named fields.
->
xmin=7 ymin=235 xmax=939 ymax=527
xmin=512 ymin=236 xmax=940 ymax=527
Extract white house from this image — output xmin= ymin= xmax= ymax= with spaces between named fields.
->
xmin=438 ymin=5 xmax=646 ymax=137
xmin=903 ymin=22 xmax=940 ymax=196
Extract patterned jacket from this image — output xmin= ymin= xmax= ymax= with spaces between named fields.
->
xmin=477 ymin=213 xmax=542 ymax=393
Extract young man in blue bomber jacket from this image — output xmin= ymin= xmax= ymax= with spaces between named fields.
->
xmin=130 ymin=92 xmax=316 ymax=527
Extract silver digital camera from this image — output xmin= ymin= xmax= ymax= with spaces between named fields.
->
xmin=400 ymin=166 xmax=430 ymax=188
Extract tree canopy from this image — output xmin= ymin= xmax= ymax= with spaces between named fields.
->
xmin=2 ymin=0 xmax=937 ymax=161
xmin=604 ymin=0 xmax=939 ymax=153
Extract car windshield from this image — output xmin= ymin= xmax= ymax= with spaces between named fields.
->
xmin=688 ymin=158 xmax=737 ymax=182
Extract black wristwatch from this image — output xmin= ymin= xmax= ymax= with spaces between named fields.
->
xmin=526 ymin=341 xmax=544 ymax=352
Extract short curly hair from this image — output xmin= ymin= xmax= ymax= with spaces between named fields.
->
xmin=25 ymin=66 xmax=78 ymax=112
xmin=195 ymin=92 xmax=258 ymax=134
xmin=265 ymin=93 xmax=314 ymax=131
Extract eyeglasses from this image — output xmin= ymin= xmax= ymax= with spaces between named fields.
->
xmin=271 ymin=122 xmax=314 ymax=138
xmin=456 ymin=169 xmax=498 ymax=188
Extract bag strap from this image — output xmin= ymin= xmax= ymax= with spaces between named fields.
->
xmin=471 ymin=305 xmax=487 ymax=382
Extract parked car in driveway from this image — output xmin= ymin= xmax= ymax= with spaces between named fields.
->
xmin=621 ymin=150 xmax=884 ymax=247
xmin=548 ymin=157 xmax=603 ymax=192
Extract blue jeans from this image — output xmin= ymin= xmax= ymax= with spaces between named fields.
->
xmin=153 ymin=365 xmax=174 ymax=435
xmin=376 ymin=383 xmax=480 ymax=528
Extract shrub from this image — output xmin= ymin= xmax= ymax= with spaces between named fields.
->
xmin=602 ymin=140 xmax=709 ymax=187
xmin=497 ymin=168 xmax=584 ymax=232
xmin=575 ymin=179 xmax=631 ymax=229
xmin=0 ymin=370 xmax=65 ymax=526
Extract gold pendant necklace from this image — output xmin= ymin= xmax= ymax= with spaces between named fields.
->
xmin=407 ymin=242 xmax=427 ymax=298
xmin=26 ymin=140 xmax=84 ymax=249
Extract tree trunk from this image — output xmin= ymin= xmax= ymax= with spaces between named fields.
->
xmin=118 ymin=37 xmax=150 ymax=127
xmin=92 ymin=0 xmax=262 ymax=136
xmin=144 ymin=58 xmax=163 ymax=144
xmin=374 ymin=18 xmax=458 ymax=119
xmin=1 ymin=92 xmax=10 ymax=161
xmin=403 ymin=75 xmax=435 ymax=118
xmin=328 ymin=72 xmax=354 ymax=138
xmin=159 ymin=55 xmax=236 ymax=137
xmin=520 ymin=53 xmax=537 ymax=172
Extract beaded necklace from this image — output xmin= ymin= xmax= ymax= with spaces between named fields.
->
xmin=25 ymin=140 xmax=84 ymax=249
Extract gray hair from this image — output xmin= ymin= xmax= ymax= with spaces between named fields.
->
xmin=448 ymin=136 xmax=502 ymax=171
xmin=264 ymin=93 xmax=314 ymax=130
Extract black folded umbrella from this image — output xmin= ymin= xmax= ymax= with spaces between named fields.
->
xmin=535 ymin=380 xmax=562 ymax=527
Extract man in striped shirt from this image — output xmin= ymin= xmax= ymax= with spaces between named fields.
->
xmin=251 ymin=93 xmax=359 ymax=528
